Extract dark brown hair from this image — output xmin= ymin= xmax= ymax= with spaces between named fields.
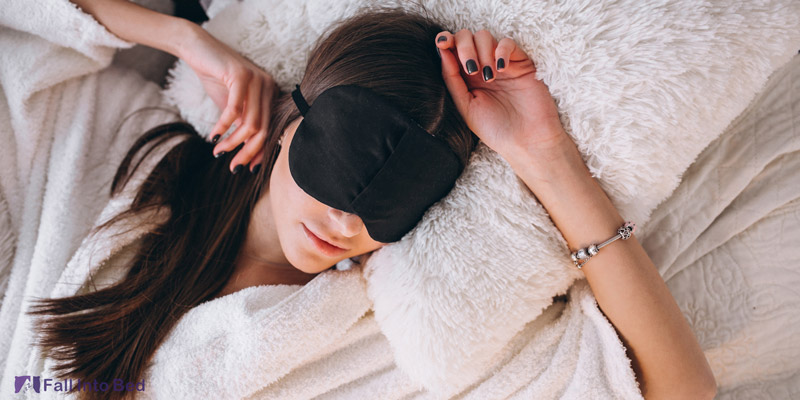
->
xmin=27 ymin=5 xmax=476 ymax=399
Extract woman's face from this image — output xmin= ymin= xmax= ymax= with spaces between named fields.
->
xmin=267 ymin=116 xmax=386 ymax=274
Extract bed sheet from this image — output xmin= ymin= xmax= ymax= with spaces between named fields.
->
xmin=636 ymin=53 xmax=800 ymax=398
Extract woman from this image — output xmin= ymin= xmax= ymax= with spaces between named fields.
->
xmin=25 ymin=1 xmax=716 ymax=399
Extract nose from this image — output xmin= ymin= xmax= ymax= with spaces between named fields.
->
xmin=328 ymin=207 xmax=364 ymax=238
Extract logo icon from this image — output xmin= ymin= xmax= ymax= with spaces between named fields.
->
xmin=15 ymin=376 xmax=41 ymax=393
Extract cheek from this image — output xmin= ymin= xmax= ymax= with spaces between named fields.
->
xmin=270 ymin=147 xmax=325 ymax=267
xmin=276 ymin=163 xmax=318 ymax=228
xmin=271 ymin=159 xmax=298 ymax=236
xmin=269 ymin=151 xmax=294 ymax=251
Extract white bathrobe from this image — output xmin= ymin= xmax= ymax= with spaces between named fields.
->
xmin=0 ymin=0 xmax=182 ymax=395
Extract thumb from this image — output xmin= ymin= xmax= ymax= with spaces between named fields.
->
xmin=439 ymin=47 xmax=472 ymax=121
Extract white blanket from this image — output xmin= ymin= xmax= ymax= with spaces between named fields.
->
xmin=639 ymin=54 xmax=800 ymax=397
xmin=2 ymin=0 xmax=799 ymax=399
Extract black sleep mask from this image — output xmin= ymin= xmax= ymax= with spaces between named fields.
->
xmin=288 ymin=84 xmax=464 ymax=243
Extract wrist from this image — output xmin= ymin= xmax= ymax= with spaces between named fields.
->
xmin=505 ymin=130 xmax=625 ymax=251
xmin=503 ymin=129 xmax=584 ymax=188
xmin=70 ymin=0 xmax=193 ymax=58
xmin=124 ymin=5 xmax=194 ymax=58
xmin=171 ymin=18 xmax=203 ymax=59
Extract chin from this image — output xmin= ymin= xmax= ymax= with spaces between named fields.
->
xmin=301 ymin=261 xmax=335 ymax=275
xmin=283 ymin=249 xmax=319 ymax=274
xmin=285 ymin=243 xmax=338 ymax=275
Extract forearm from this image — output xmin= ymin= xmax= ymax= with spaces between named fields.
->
xmin=504 ymin=133 xmax=717 ymax=399
xmin=69 ymin=0 xmax=194 ymax=57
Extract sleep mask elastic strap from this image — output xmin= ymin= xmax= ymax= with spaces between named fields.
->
xmin=292 ymin=84 xmax=310 ymax=116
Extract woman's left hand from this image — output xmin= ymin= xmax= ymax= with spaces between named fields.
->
xmin=435 ymin=29 xmax=569 ymax=162
xmin=178 ymin=23 xmax=278 ymax=173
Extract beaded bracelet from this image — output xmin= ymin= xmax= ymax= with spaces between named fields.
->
xmin=570 ymin=221 xmax=636 ymax=269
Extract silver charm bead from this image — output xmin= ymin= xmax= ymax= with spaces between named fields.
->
xmin=571 ymin=252 xmax=578 ymax=262
xmin=587 ymin=244 xmax=598 ymax=256
xmin=576 ymin=248 xmax=588 ymax=260
xmin=619 ymin=221 xmax=635 ymax=240
xmin=619 ymin=226 xmax=630 ymax=239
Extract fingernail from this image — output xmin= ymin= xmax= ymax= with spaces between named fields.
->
xmin=436 ymin=47 xmax=441 ymax=58
xmin=466 ymin=59 xmax=478 ymax=74
xmin=251 ymin=164 xmax=261 ymax=174
xmin=214 ymin=151 xmax=227 ymax=159
xmin=483 ymin=66 xmax=494 ymax=82
xmin=497 ymin=58 xmax=505 ymax=70
xmin=232 ymin=164 xmax=242 ymax=175
xmin=437 ymin=35 xmax=447 ymax=43
xmin=211 ymin=134 xmax=221 ymax=144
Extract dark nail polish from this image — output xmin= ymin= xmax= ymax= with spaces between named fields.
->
xmin=436 ymin=47 xmax=441 ymax=58
xmin=252 ymin=164 xmax=261 ymax=174
xmin=211 ymin=134 xmax=221 ymax=144
xmin=437 ymin=36 xmax=447 ymax=43
xmin=497 ymin=58 xmax=505 ymax=70
xmin=232 ymin=164 xmax=242 ymax=175
xmin=214 ymin=151 xmax=227 ymax=159
xmin=483 ymin=65 xmax=494 ymax=82
xmin=466 ymin=59 xmax=478 ymax=74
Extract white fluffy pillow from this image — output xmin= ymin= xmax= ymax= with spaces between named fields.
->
xmin=161 ymin=0 xmax=800 ymax=395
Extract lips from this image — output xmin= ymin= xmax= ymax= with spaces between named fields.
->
xmin=302 ymin=223 xmax=349 ymax=257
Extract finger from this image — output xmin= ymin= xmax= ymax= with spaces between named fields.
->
xmin=245 ymin=80 xmax=272 ymax=172
xmin=438 ymin=35 xmax=472 ymax=119
xmin=229 ymin=76 xmax=272 ymax=170
xmin=210 ymin=76 xmax=246 ymax=144
xmin=259 ymin=80 xmax=274 ymax=148
xmin=225 ymin=116 xmax=242 ymax=140
xmin=249 ymin=147 xmax=265 ymax=173
xmin=229 ymin=130 xmax=266 ymax=173
xmin=454 ymin=29 xmax=480 ymax=76
xmin=473 ymin=30 xmax=498 ymax=82
xmin=435 ymin=31 xmax=452 ymax=50
xmin=215 ymin=74 xmax=262 ymax=155
xmin=495 ymin=37 xmax=531 ymax=70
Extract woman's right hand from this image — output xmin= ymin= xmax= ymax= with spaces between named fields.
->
xmin=435 ymin=30 xmax=570 ymax=162
xmin=179 ymin=23 xmax=279 ymax=173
